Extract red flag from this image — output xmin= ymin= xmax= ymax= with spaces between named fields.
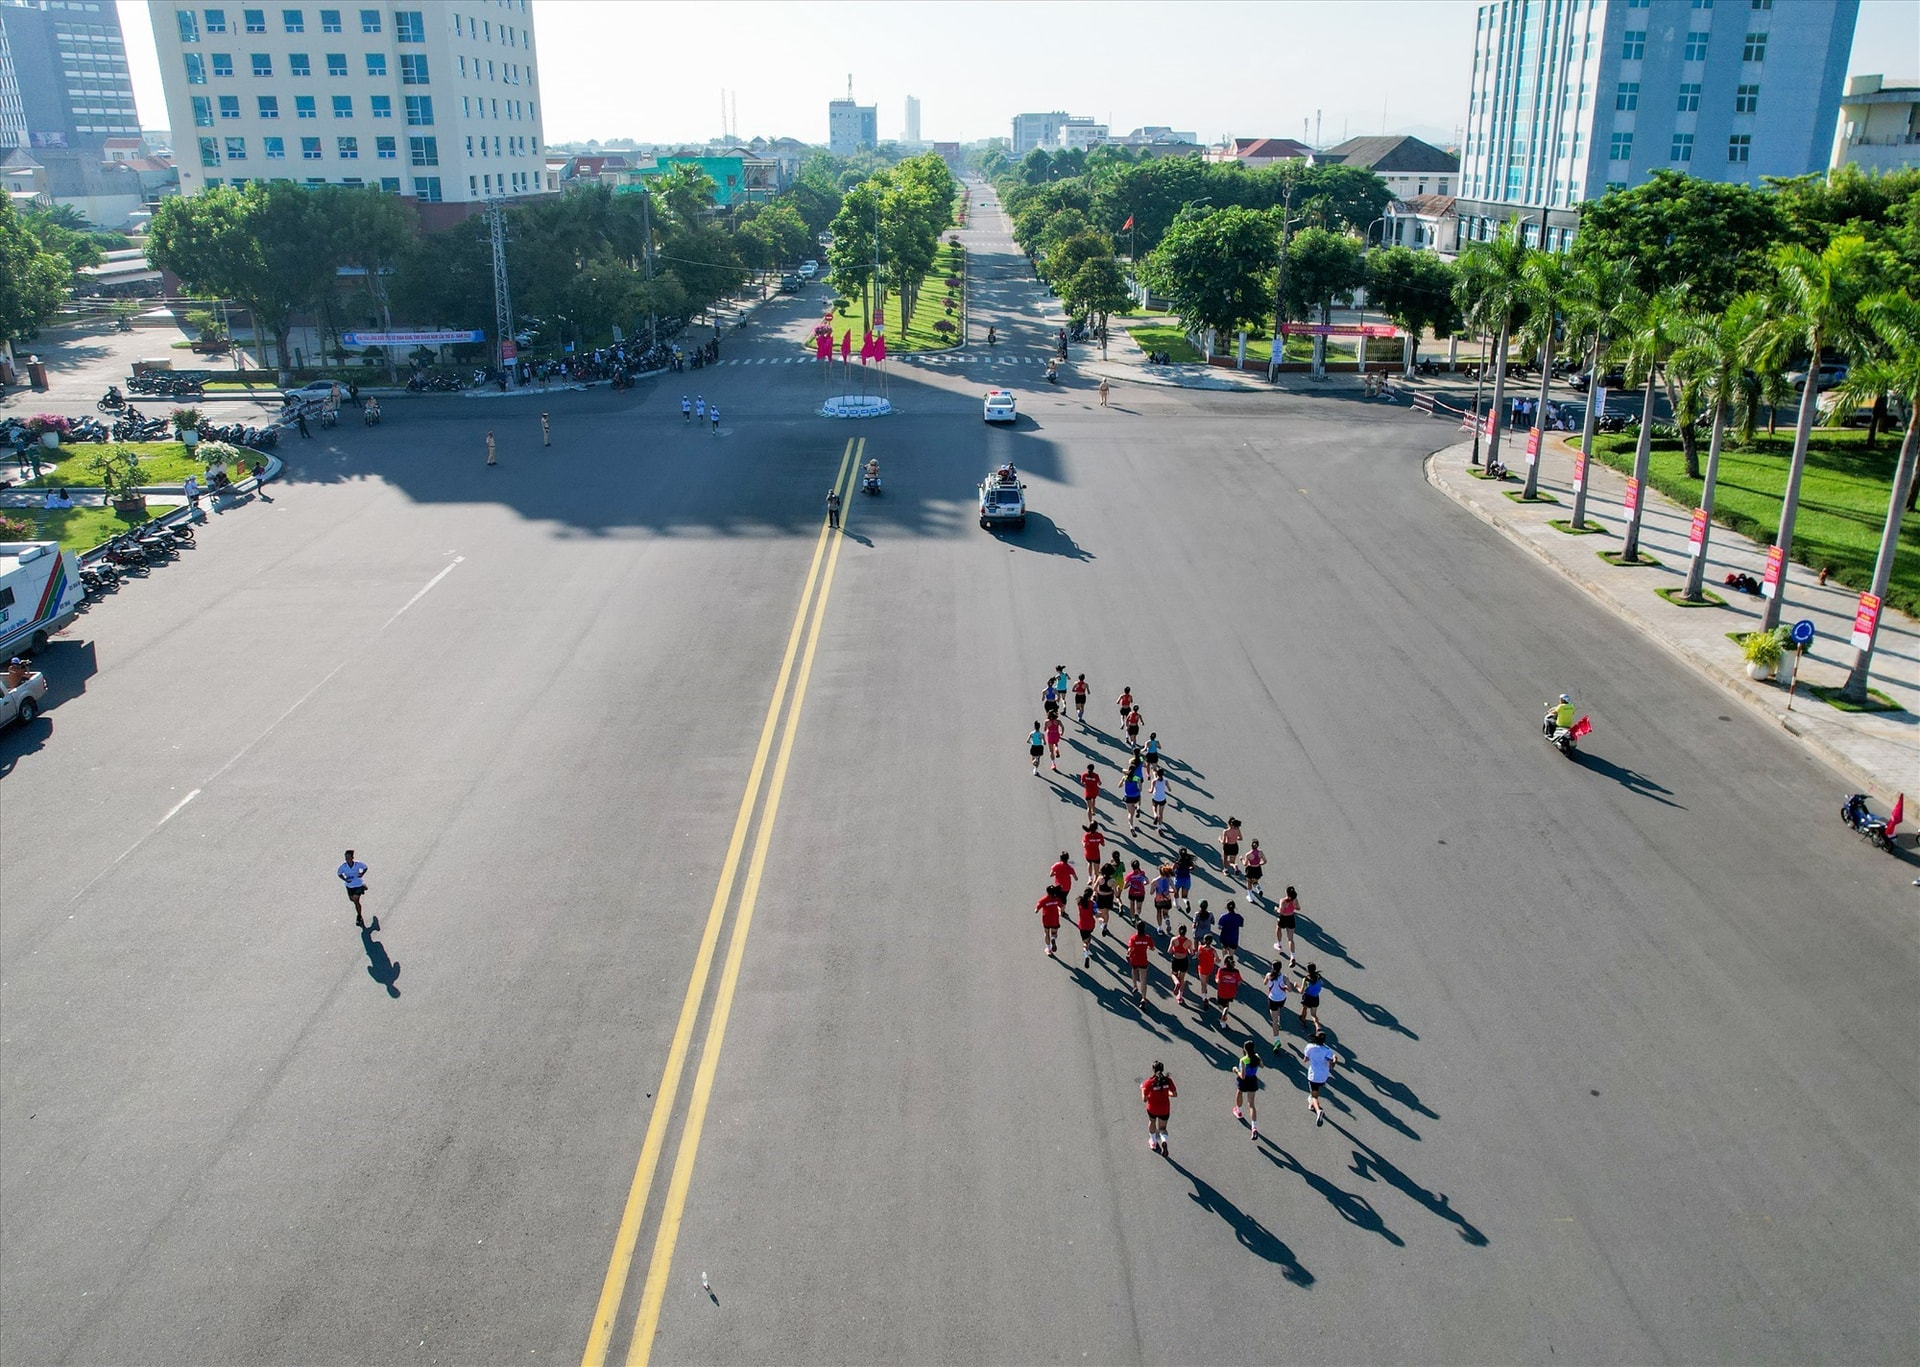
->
xmin=1122 ymin=214 xmax=1134 ymax=231
xmin=840 ymin=330 xmax=851 ymax=360
xmin=1569 ymin=716 xmax=1592 ymax=741
xmin=874 ymin=331 xmax=887 ymax=362
xmin=1889 ymin=793 xmax=1904 ymax=835
xmin=860 ymin=329 xmax=874 ymax=363
xmin=815 ymin=329 xmax=830 ymax=360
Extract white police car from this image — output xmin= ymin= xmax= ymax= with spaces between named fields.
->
xmin=979 ymin=464 xmax=1026 ymax=530
xmin=983 ymin=389 xmax=1017 ymax=423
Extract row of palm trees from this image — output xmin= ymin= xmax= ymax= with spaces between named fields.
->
xmin=1453 ymin=225 xmax=1919 ymax=704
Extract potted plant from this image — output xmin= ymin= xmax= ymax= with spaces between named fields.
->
xmin=87 ymin=443 xmax=151 ymax=518
xmin=1739 ymin=626 xmax=1787 ymax=681
xmin=170 ymin=406 xmax=203 ymax=447
xmin=26 ymin=414 xmax=71 ymax=450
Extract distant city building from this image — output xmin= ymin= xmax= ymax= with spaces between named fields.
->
xmin=0 ymin=0 xmax=141 ymax=149
xmin=1458 ymin=0 xmax=1857 ymax=250
xmin=148 ymin=0 xmax=548 ymax=216
xmin=1113 ymin=126 xmax=1197 ymax=146
xmin=930 ymin=139 xmax=961 ymax=170
xmin=1208 ymin=136 xmax=1315 ymax=167
xmin=829 ymin=93 xmax=876 ymax=155
xmin=627 ymin=150 xmax=782 ymax=207
xmin=1318 ymin=134 xmax=1458 ymax=200
xmin=1831 ymin=74 xmax=1919 ymax=172
xmin=1059 ymin=117 xmax=1106 ymax=150
xmin=1011 ymin=110 xmax=1068 ymax=156
xmin=904 ymin=93 xmax=919 ymax=144
xmin=1382 ymin=193 xmax=1460 ymax=253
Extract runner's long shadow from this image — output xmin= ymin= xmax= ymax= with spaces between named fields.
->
xmin=1330 ymin=1118 xmax=1489 ymax=1247
xmin=360 ymin=918 xmax=402 ymax=998
xmin=1307 ymin=1029 xmax=1422 ymax=1142
xmin=1339 ymin=1048 xmax=1439 ymax=1121
xmin=1292 ymin=911 xmax=1363 ymax=970
xmin=1320 ymin=980 xmax=1417 ymax=1038
xmin=1072 ymin=955 xmax=1175 ymax=1043
xmin=1259 ymin=1142 xmax=1405 ymax=1247
xmin=1166 ymin=1158 xmax=1315 ymax=1285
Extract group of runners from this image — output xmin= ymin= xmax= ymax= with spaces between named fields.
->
xmin=1025 ymin=668 xmax=1343 ymax=1153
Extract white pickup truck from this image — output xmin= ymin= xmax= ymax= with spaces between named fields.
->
xmin=1 ymin=665 xmax=48 ymax=727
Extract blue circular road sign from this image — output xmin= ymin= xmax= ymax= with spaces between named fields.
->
xmin=1791 ymin=619 xmax=1816 ymax=645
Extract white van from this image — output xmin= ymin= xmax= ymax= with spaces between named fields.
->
xmin=0 ymin=540 xmax=85 ymax=658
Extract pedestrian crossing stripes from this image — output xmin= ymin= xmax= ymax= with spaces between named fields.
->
xmin=705 ymin=355 xmax=1052 ymax=366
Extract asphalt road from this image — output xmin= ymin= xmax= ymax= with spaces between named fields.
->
xmin=1 ymin=188 xmax=1914 ymax=1367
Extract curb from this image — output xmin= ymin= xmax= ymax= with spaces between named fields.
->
xmin=1423 ymin=447 xmax=1889 ymax=796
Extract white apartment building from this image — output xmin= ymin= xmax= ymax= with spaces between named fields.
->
xmin=148 ymin=0 xmax=546 ymax=207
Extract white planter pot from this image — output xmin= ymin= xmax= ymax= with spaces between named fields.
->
xmin=180 ymin=428 xmax=199 ymax=448
xmin=39 ymin=431 xmax=59 ymax=450
xmin=1745 ymin=660 xmax=1775 ymax=681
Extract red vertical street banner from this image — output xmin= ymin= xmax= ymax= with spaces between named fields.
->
xmin=1525 ymin=426 xmax=1541 ymax=465
xmin=1761 ymin=544 xmax=1785 ymax=599
xmin=1571 ymin=452 xmax=1587 ymax=490
xmin=1623 ymin=477 xmax=1640 ymax=513
xmin=1484 ymin=408 xmax=1498 ymax=439
xmin=1851 ymin=592 xmax=1882 ymax=649
xmin=1687 ymin=508 xmax=1708 ymax=558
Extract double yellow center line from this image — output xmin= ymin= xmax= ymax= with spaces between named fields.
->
xmin=581 ymin=437 xmax=863 ymax=1367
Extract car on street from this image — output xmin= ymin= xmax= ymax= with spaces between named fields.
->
xmin=979 ymin=464 xmax=1026 ymax=530
xmin=983 ymin=389 xmax=1017 ymax=423
xmin=0 ymin=663 xmax=48 ymax=728
xmin=281 ymin=379 xmax=342 ymax=404
xmin=1787 ymin=363 xmax=1849 ymax=391
xmin=779 ymin=274 xmax=802 ymax=293
xmin=797 ymin=260 xmax=819 ymax=279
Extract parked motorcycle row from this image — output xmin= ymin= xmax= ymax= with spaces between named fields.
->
xmin=79 ymin=516 xmax=198 ymax=602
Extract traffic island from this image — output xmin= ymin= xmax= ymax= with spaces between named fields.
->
xmin=820 ymin=395 xmax=892 ymax=419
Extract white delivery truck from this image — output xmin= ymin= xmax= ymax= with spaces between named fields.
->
xmin=0 ymin=539 xmax=84 ymax=659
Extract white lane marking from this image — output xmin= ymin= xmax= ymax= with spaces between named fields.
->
xmin=382 ymin=556 xmax=462 ymax=629
xmin=160 ymin=788 xmax=201 ymax=824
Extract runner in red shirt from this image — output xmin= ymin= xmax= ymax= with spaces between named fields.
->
xmin=1081 ymin=821 xmax=1107 ymax=879
xmin=1141 ymin=1060 xmax=1177 ymax=1155
xmin=1042 ymin=714 xmax=1064 ymax=771
xmin=1072 ymin=672 xmax=1090 ymax=724
xmin=1114 ymin=686 xmax=1133 ymax=726
xmin=1127 ymin=924 xmax=1154 ymax=1002
xmin=1213 ymin=953 xmax=1244 ymax=1030
xmin=1194 ymin=936 xmax=1218 ymax=1008
xmin=1048 ymin=852 xmax=1077 ymax=899
xmin=1035 ymin=886 xmax=1064 ymax=957
xmin=1167 ymin=925 xmax=1194 ymax=1006
xmin=1080 ymin=764 xmax=1102 ymax=819
xmin=1073 ymin=887 xmax=1097 ymax=968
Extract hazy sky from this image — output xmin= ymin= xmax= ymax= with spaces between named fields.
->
xmin=119 ymin=0 xmax=1918 ymax=147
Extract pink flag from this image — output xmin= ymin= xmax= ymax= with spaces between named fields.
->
xmin=815 ymin=329 xmax=830 ymax=361
xmin=874 ymin=331 xmax=887 ymax=362
xmin=860 ymin=329 xmax=875 ymax=363
xmin=1889 ymin=793 xmax=1904 ymax=836
xmin=840 ymin=330 xmax=851 ymax=360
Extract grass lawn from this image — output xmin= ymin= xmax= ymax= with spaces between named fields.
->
xmin=815 ymin=241 xmax=966 ymax=353
xmin=19 ymin=442 xmax=205 ymax=489
xmin=1583 ymin=428 xmax=1918 ymax=617
xmin=12 ymin=501 xmax=184 ymax=553
xmin=1121 ymin=322 xmax=1330 ymax=366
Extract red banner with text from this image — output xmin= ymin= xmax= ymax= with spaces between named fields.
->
xmin=1851 ymin=592 xmax=1882 ymax=649
xmin=1761 ymin=545 xmax=1785 ymax=599
xmin=1623 ymin=477 xmax=1640 ymax=513
xmin=1525 ymin=427 xmax=1541 ymax=465
xmin=1687 ymin=508 xmax=1708 ymax=557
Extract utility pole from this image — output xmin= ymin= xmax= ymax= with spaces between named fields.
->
xmin=1268 ymin=171 xmax=1299 ymax=383
xmin=485 ymin=198 xmax=515 ymax=382
xmin=640 ymin=187 xmax=657 ymax=347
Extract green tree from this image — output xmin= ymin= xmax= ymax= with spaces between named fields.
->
xmin=1560 ymin=254 xmax=1640 ymax=530
xmin=656 ymin=163 xmax=718 ymax=226
xmin=1142 ymin=205 xmax=1278 ymax=357
xmin=1616 ymin=286 xmax=1689 ymax=561
xmin=1574 ymin=170 xmax=1782 ymax=314
xmin=1065 ymin=254 xmax=1132 ymax=359
xmin=1743 ymin=235 xmax=1874 ymax=629
xmin=1453 ymin=223 xmax=1533 ymax=470
xmin=1282 ymin=227 xmax=1365 ymax=377
xmin=1516 ymin=251 xmax=1566 ymax=499
xmin=1364 ymin=246 xmax=1459 ymax=376
xmin=738 ymin=201 xmax=811 ymax=270
xmin=0 ymin=197 xmax=72 ymax=344
xmin=1824 ymin=290 xmax=1920 ymax=697
xmin=19 ymin=204 xmax=105 ymax=275
xmin=1670 ymin=296 xmax=1766 ymax=600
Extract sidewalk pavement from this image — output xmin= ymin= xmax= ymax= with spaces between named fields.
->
xmin=1427 ymin=433 xmax=1916 ymax=803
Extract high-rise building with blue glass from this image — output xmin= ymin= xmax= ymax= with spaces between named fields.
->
xmin=1456 ymin=0 xmax=1858 ymax=250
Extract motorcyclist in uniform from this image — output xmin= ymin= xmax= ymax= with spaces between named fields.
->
xmin=1545 ymin=693 xmax=1577 ymax=739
